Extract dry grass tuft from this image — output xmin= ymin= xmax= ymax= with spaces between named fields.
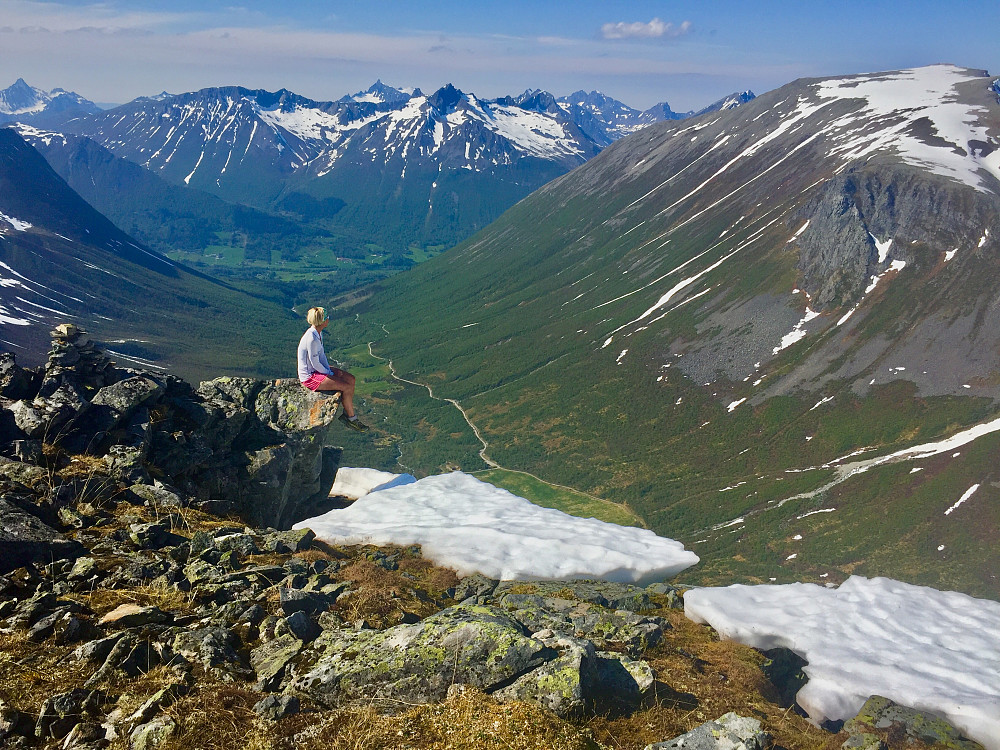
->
xmin=159 ymin=683 xmax=275 ymax=750
xmin=57 ymin=453 xmax=111 ymax=481
xmin=334 ymin=560 xmax=422 ymax=627
xmin=277 ymin=688 xmax=600 ymax=750
xmin=0 ymin=630 xmax=89 ymax=713
xmin=76 ymin=580 xmax=195 ymax=617
xmin=396 ymin=556 xmax=459 ymax=596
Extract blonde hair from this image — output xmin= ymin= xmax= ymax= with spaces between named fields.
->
xmin=306 ymin=307 xmax=328 ymax=327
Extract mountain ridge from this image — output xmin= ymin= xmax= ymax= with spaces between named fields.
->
xmin=0 ymin=77 xmax=754 ymax=258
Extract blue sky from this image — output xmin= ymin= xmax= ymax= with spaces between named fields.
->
xmin=3 ymin=0 xmax=999 ymax=110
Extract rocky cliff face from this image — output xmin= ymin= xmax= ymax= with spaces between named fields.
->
xmin=796 ymin=164 xmax=996 ymax=310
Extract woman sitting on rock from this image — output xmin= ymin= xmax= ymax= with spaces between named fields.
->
xmin=297 ymin=307 xmax=368 ymax=432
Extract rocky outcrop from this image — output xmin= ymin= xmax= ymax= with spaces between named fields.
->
xmin=0 ymin=325 xmax=344 ymax=536
xmin=2 ymin=325 xmax=981 ymax=750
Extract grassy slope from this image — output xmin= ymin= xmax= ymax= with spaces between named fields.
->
xmin=323 ymin=107 xmax=1000 ymax=599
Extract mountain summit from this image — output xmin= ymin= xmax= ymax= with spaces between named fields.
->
xmin=0 ymin=78 xmax=102 ymax=126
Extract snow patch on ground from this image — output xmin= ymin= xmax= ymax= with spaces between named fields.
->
xmin=944 ymin=484 xmax=979 ymax=516
xmin=297 ymin=470 xmax=698 ymax=584
xmin=0 ymin=212 xmax=32 ymax=232
xmin=685 ymin=576 xmax=1000 ymax=750
xmin=773 ymin=306 xmax=821 ymax=355
xmin=837 ymin=260 xmax=906 ymax=326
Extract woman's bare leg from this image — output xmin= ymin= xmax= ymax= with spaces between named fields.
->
xmin=314 ymin=371 xmax=356 ymax=417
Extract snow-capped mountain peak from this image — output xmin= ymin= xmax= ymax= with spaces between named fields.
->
xmin=0 ymin=78 xmax=102 ymax=125
xmin=340 ymin=80 xmax=415 ymax=106
xmin=0 ymin=78 xmax=51 ymax=116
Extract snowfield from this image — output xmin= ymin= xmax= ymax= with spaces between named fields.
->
xmin=685 ymin=577 xmax=1000 ymax=750
xmin=295 ymin=469 xmax=699 ymax=584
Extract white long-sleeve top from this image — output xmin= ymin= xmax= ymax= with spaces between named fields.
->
xmin=297 ymin=327 xmax=334 ymax=382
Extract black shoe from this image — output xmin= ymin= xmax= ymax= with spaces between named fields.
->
xmin=339 ymin=412 xmax=369 ymax=432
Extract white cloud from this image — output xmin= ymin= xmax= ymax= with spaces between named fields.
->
xmin=600 ymin=18 xmax=691 ymax=41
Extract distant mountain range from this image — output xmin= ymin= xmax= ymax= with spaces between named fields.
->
xmin=2 ymin=78 xmax=755 ymax=261
xmin=355 ymin=64 xmax=1000 ymax=599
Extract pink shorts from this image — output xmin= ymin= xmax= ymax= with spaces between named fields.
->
xmin=301 ymin=372 xmax=328 ymax=391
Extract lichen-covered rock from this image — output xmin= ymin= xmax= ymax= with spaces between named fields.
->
xmin=126 ymin=482 xmax=188 ymax=509
xmin=263 ymin=528 xmax=315 ymax=553
xmin=129 ymin=715 xmax=176 ymax=750
xmin=495 ymin=593 xmax=667 ymax=657
xmin=253 ymin=694 xmax=300 ymax=721
xmin=646 ymin=712 xmax=772 ymax=750
xmin=844 ymin=695 xmax=984 ymax=750
xmin=645 ymin=582 xmax=685 ymax=609
xmin=593 ymin=651 xmax=655 ymax=707
xmin=35 ymin=688 xmax=102 ymax=739
xmin=493 ymin=636 xmax=596 ymax=717
xmin=494 ymin=579 xmax=653 ymax=612
xmin=252 ymin=633 xmax=305 ymax=687
xmin=90 ymin=376 xmax=164 ymax=419
xmin=0 ymin=456 xmax=47 ymax=487
xmin=451 ymin=572 xmax=499 ymax=601
xmin=291 ymin=604 xmax=553 ymax=708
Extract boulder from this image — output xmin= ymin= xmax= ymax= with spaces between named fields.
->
xmin=593 ymin=651 xmax=655 ymax=709
xmin=90 ymin=376 xmax=164 ymax=421
xmin=129 ymin=715 xmax=176 ymax=750
xmin=251 ymin=633 xmax=304 ymax=687
xmin=0 ymin=456 xmax=47 ymax=487
xmin=262 ymin=528 xmax=315 ymax=554
xmin=646 ymin=712 xmax=772 ymax=750
xmin=493 ymin=630 xmax=656 ymax=718
xmin=58 ymin=720 xmax=106 ymax=750
xmin=760 ymin=647 xmax=808 ymax=707
xmin=84 ymin=634 xmax=159 ymax=687
xmin=34 ymin=689 xmax=102 ymax=740
xmin=127 ymin=482 xmax=188 ymax=509
xmin=0 ymin=497 xmax=85 ymax=574
xmin=493 ymin=636 xmax=596 ymax=717
xmin=291 ymin=604 xmax=553 ymax=708
xmin=450 ymin=572 xmax=499 ymax=601
xmin=171 ymin=626 xmax=250 ymax=681
xmin=97 ymin=604 xmax=171 ymax=629
xmin=279 ymin=588 xmax=335 ymax=616
xmin=843 ymin=695 xmax=984 ymax=750
xmin=495 ymin=593 xmax=668 ymax=657
xmin=253 ymin=694 xmax=299 ymax=721
xmin=494 ymin=579 xmax=653 ymax=612
xmin=0 ymin=352 xmax=38 ymax=401
xmin=9 ymin=400 xmax=46 ymax=438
